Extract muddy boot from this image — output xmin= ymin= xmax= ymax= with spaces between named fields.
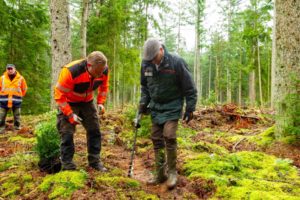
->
xmin=166 ymin=149 xmax=177 ymax=189
xmin=147 ymin=148 xmax=167 ymax=185
xmin=88 ymin=154 xmax=107 ymax=172
xmin=61 ymin=161 xmax=77 ymax=171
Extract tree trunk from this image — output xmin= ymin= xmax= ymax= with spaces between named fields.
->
xmin=215 ymin=56 xmax=219 ymax=103
xmin=257 ymin=38 xmax=263 ymax=106
xmin=80 ymin=0 xmax=89 ymax=58
xmin=50 ymin=0 xmax=72 ymax=109
xmin=226 ymin=67 xmax=231 ymax=103
xmin=274 ymin=0 xmax=300 ymax=137
xmin=208 ymin=54 xmax=212 ymax=98
xmin=238 ymin=49 xmax=242 ymax=106
xmin=113 ymin=38 xmax=116 ymax=109
xmin=271 ymin=2 xmax=276 ymax=109
xmin=249 ymin=70 xmax=256 ymax=107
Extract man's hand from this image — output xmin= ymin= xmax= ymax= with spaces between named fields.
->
xmin=133 ymin=113 xmax=142 ymax=128
xmin=183 ymin=111 xmax=193 ymax=123
xmin=98 ymin=104 xmax=105 ymax=115
xmin=68 ymin=113 xmax=82 ymax=125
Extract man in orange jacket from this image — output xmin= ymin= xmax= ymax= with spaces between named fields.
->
xmin=0 ymin=64 xmax=27 ymax=133
xmin=55 ymin=51 xmax=109 ymax=171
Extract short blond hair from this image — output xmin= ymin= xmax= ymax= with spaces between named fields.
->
xmin=87 ymin=51 xmax=107 ymax=66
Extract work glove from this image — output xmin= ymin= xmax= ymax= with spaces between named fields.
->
xmin=68 ymin=113 xmax=82 ymax=125
xmin=183 ymin=111 xmax=193 ymax=123
xmin=98 ymin=104 xmax=105 ymax=115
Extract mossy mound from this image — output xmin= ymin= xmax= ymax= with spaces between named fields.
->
xmin=0 ymin=172 xmax=34 ymax=198
xmin=0 ymin=153 xmax=38 ymax=172
xmin=184 ymin=151 xmax=300 ymax=199
xmin=248 ymin=126 xmax=276 ymax=147
xmin=38 ymin=170 xmax=87 ymax=199
xmin=8 ymin=135 xmax=36 ymax=145
xmin=95 ymin=174 xmax=140 ymax=189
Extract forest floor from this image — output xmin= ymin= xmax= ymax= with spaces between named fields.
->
xmin=0 ymin=104 xmax=300 ymax=199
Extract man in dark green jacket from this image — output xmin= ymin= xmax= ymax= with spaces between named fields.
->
xmin=139 ymin=38 xmax=197 ymax=189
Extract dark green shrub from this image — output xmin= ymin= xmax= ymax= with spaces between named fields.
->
xmin=34 ymin=112 xmax=61 ymax=173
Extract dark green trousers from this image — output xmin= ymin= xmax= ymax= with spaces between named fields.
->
xmin=0 ymin=107 xmax=21 ymax=128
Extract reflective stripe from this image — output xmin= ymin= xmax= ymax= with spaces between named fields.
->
xmin=2 ymin=88 xmax=20 ymax=92
xmin=0 ymin=98 xmax=9 ymax=102
xmin=99 ymin=92 xmax=107 ymax=96
xmin=72 ymin=91 xmax=93 ymax=97
xmin=58 ymin=102 xmax=68 ymax=107
xmin=56 ymin=83 xmax=71 ymax=93
xmin=12 ymin=99 xmax=22 ymax=102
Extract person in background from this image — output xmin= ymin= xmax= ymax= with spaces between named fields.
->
xmin=0 ymin=64 xmax=27 ymax=133
xmin=54 ymin=51 xmax=109 ymax=171
xmin=138 ymin=38 xmax=197 ymax=189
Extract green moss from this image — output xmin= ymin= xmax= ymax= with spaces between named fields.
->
xmin=224 ymin=134 xmax=245 ymax=143
xmin=0 ymin=161 xmax=13 ymax=172
xmin=184 ymin=151 xmax=300 ymax=199
xmin=95 ymin=174 xmax=140 ymax=189
xmin=248 ymin=126 xmax=275 ymax=147
xmin=177 ymin=123 xmax=197 ymax=138
xmin=192 ymin=141 xmax=229 ymax=155
xmin=126 ymin=190 xmax=159 ymax=200
xmin=9 ymin=153 xmax=39 ymax=171
xmin=0 ymin=172 xmax=34 ymax=198
xmin=8 ymin=135 xmax=37 ymax=144
xmin=38 ymin=170 xmax=87 ymax=199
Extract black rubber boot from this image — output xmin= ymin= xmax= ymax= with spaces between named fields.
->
xmin=147 ymin=148 xmax=167 ymax=185
xmin=61 ymin=161 xmax=76 ymax=171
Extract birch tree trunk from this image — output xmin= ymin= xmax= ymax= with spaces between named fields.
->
xmin=274 ymin=0 xmax=300 ymax=137
xmin=80 ymin=0 xmax=89 ymax=58
xmin=50 ymin=0 xmax=72 ymax=109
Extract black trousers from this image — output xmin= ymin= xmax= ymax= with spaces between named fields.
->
xmin=56 ymin=101 xmax=101 ymax=165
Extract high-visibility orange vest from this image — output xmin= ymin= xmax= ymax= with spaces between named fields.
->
xmin=0 ymin=71 xmax=27 ymax=108
xmin=54 ymin=59 xmax=109 ymax=116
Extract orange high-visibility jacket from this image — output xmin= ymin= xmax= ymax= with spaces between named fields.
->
xmin=0 ymin=71 xmax=27 ymax=108
xmin=54 ymin=59 xmax=109 ymax=116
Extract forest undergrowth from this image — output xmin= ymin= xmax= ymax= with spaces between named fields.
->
xmin=0 ymin=105 xmax=299 ymax=199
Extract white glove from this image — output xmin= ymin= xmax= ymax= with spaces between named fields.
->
xmin=68 ymin=113 xmax=82 ymax=125
xmin=98 ymin=104 xmax=105 ymax=115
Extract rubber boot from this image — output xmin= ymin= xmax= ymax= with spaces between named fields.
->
xmin=166 ymin=149 xmax=177 ymax=189
xmin=147 ymin=148 xmax=167 ymax=185
xmin=13 ymin=107 xmax=21 ymax=130
xmin=88 ymin=154 xmax=107 ymax=172
xmin=0 ymin=108 xmax=7 ymax=133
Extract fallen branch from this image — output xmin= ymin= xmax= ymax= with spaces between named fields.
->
xmin=232 ymin=137 xmax=246 ymax=151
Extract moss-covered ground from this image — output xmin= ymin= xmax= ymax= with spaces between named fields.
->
xmin=0 ymin=105 xmax=299 ymax=199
